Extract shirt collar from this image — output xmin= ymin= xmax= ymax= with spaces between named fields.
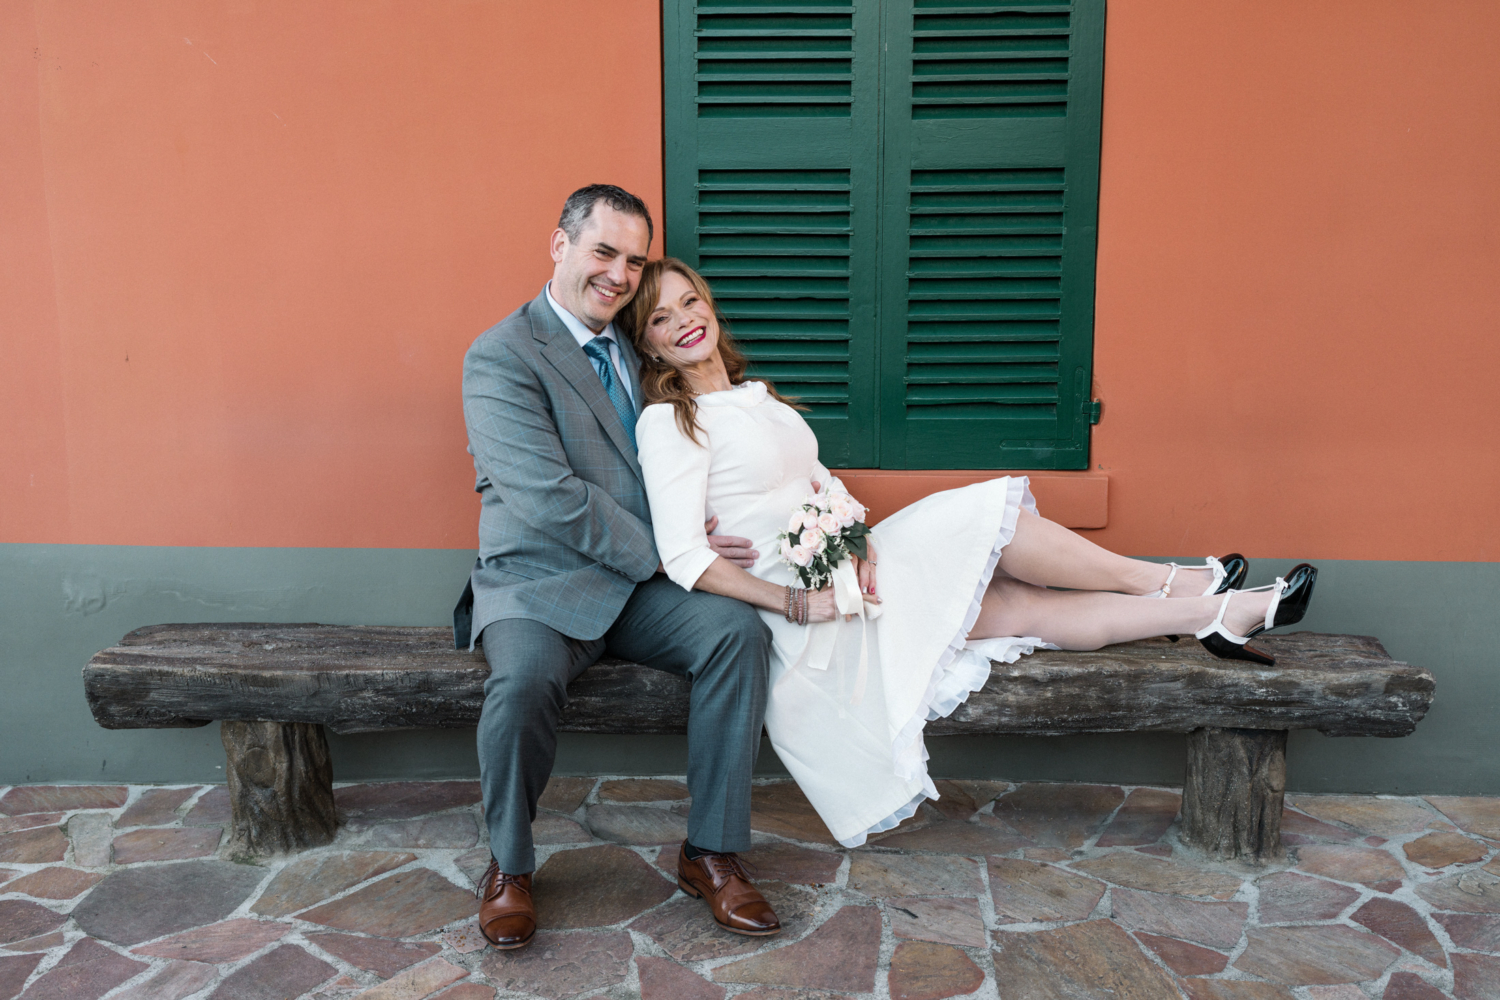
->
xmin=545 ymin=281 xmax=616 ymax=350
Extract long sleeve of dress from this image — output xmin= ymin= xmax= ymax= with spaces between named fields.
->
xmin=637 ymin=404 xmax=720 ymax=592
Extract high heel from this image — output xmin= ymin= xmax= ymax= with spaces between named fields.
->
xmin=1159 ymin=554 xmax=1248 ymax=641
xmin=1194 ymin=563 xmax=1318 ymax=666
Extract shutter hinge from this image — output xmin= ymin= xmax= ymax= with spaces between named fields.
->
xmin=1084 ymin=399 xmax=1102 ymax=425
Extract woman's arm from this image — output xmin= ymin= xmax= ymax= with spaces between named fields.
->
xmin=693 ymin=555 xmax=840 ymax=621
xmin=636 ymin=405 xmax=842 ymax=623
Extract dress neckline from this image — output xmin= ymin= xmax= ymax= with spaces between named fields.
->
xmin=695 ymin=380 xmax=768 ymax=408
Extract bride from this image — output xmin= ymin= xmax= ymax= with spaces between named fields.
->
xmin=621 ymin=258 xmax=1318 ymax=848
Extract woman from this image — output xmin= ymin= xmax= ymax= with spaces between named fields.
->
xmin=622 ymin=258 xmax=1317 ymax=848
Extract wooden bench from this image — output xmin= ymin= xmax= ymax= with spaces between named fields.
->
xmin=83 ymin=624 xmax=1434 ymax=862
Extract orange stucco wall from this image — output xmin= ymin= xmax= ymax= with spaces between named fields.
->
xmin=2 ymin=0 xmax=663 ymax=549
xmin=4 ymin=1 xmax=1497 ymax=561
xmin=1087 ymin=0 xmax=1500 ymax=562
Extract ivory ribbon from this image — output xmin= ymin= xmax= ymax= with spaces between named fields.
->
xmin=799 ymin=558 xmax=882 ymax=713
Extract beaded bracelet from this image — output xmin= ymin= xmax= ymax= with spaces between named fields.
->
xmin=783 ymin=585 xmax=810 ymax=626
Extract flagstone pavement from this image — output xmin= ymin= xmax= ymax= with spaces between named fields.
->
xmin=2 ymin=778 xmax=1498 ymax=1000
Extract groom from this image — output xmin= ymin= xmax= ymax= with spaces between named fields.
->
xmin=458 ymin=184 xmax=781 ymax=949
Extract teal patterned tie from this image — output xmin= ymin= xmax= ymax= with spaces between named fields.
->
xmin=581 ymin=336 xmax=637 ymax=449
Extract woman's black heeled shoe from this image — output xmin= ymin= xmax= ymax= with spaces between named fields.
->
xmin=1194 ymin=563 xmax=1318 ymax=666
xmin=1162 ymin=553 xmax=1249 ymax=641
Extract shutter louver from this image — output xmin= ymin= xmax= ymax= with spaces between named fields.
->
xmin=665 ymin=0 xmax=881 ymax=467
xmin=904 ymin=167 xmax=1065 ymax=428
xmin=696 ymin=170 xmax=854 ymax=422
xmin=666 ymin=0 xmax=1101 ymax=470
xmin=877 ymin=0 xmax=1103 ymax=468
xmin=910 ymin=0 xmax=1072 ymax=119
xmin=695 ymin=2 xmax=854 ymax=118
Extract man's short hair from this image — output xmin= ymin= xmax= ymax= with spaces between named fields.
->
xmin=558 ymin=184 xmax=654 ymax=246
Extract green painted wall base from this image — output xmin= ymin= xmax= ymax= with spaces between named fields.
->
xmin=2 ymin=544 xmax=1494 ymax=793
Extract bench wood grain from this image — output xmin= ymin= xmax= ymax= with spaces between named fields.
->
xmin=83 ymin=623 xmax=1434 ymax=861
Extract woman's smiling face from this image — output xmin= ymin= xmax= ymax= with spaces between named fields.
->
xmin=645 ymin=269 xmax=720 ymax=372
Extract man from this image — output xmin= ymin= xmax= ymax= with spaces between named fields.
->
xmin=458 ymin=184 xmax=781 ymax=949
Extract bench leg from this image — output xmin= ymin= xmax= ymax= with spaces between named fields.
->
xmin=221 ymin=721 xmax=337 ymax=856
xmin=1181 ymin=727 xmax=1287 ymax=862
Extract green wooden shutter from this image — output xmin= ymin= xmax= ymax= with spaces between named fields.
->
xmin=875 ymin=0 xmax=1104 ymax=469
xmin=663 ymin=0 xmax=881 ymax=467
xmin=664 ymin=0 xmax=1103 ymax=470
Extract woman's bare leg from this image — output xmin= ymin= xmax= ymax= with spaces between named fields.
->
xmin=970 ymin=576 xmax=1273 ymax=650
xmin=996 ymin=511 xmax=1214 ymax=597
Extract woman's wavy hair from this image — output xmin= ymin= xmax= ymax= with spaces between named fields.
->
xmin=620 ymin=257 xmax=802 ymax=444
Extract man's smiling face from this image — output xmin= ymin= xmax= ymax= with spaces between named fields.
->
xmin=549 ymin=204 xmax=652 ymax=332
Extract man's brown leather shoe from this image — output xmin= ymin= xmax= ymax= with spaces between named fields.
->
xmin=476 ymin=859 xmax=535 ymax=949
xmin=676 ymin=841 xmax=781 ymax=936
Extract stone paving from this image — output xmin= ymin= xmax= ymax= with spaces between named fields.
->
xmin=2 ymin=778 xmax=1499 ymax=999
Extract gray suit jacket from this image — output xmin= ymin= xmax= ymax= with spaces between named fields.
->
xmin=459 ymin=287 xmax=659 ymax=646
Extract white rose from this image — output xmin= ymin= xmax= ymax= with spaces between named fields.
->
xmin=779 ymin=538 xmax=794 ymax=560
xmin=802 ymin=529 xmax=827 ymax=554
xmin=789 ymin=509 xmax=807 ymax=531
xmin=802 ymin=510 xmax=820 ymax=530
xmin=817 ymin=512 xmax=840 ymax=534
xmin=790 ymin=544 xmax=812 ymax=567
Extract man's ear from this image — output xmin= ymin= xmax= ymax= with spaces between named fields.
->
xmin=549 ymin=228 xmax=569 ymax=264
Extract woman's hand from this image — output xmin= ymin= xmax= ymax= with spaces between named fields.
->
xmin=805 ymin=587 xmax=840 ymax=623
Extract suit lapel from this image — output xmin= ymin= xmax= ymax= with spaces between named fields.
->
xmin=530 ymin=290 xmax=643 ymax=482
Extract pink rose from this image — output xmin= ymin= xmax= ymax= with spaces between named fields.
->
xmin=788 ymin=509 xmax=807 ymax=531
xmin=779 ymin=538 xmax=794 ymax=560
xmin=802 ymin=510 xmax=820 ymax=530
xmin=817 ymin=512 xmax=840 ymax=534
xmin=789 ymin=544 xmax=812 ymax=567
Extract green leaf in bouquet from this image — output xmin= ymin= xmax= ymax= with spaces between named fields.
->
xmin=847 ymin=535 xmax=869 ymax=561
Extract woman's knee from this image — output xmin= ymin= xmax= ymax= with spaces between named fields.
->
xmin=988 ymin=574 xmax=1039 ymax=606
xmin=980 ymin=576 xmax=1045 ymax=634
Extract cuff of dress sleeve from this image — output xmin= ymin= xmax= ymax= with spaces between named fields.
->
xmin=663 ymin=547 xmax=719 ymax=592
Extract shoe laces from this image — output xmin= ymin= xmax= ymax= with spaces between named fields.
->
xmin=702 ymin=851 xmax=756 ymax=883
xmin=477 ymin=859 xmax=530 ymax=900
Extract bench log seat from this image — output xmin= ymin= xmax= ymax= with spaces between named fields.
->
xmin=84 ymin=623 xmax=1434 ymax=860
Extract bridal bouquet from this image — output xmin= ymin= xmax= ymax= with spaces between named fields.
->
xmin=777 ymin=488 xmax=872 ymax=590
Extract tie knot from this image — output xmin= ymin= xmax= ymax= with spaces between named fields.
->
xmin=582 ymin=336 xmax=612 ymax=362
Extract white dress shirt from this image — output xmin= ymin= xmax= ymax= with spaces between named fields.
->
xmin=545 ymin=282 xmax=634 ymax=404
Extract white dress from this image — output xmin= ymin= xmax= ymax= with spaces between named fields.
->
xmin=637 ymin=381 xmax=1054 ymax=848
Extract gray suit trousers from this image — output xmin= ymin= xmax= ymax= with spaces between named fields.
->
xmin=478 ymin=575 xmax=772 ymax=873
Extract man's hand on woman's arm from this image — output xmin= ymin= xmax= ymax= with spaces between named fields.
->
xmin=657 ymin=516 xmax=757 ymax=575
xmin=704 ymin=515 xmax=758 ymax=569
